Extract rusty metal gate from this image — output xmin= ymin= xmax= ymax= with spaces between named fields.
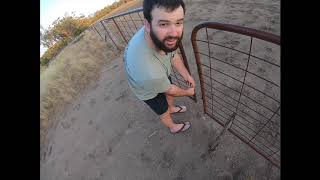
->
xmin=91 ymin=7 xmax=196 ymax=102
xmin=191 ymin=22 xmax=280 ymax=168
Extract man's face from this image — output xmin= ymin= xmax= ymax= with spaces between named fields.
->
xmin=147 ymin=6 xmax=184 ymax=53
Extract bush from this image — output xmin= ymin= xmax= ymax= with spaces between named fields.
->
xmin=40 ymin=0 xmax=134 ymax=68
xmin=40 ymin=38 xmax=70 ymax=66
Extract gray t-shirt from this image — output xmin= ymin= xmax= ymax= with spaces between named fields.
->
xmin=124 ymin=27 xmax=176 ymax=100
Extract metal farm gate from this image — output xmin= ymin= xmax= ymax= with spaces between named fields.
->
xmin=92 ymin=8 xmax=280 ymax=168
xmin=191 ymin=22 xmax=280 ymax=168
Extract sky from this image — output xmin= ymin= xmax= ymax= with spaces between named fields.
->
xmin=40 ymin=0 xmax=117 ymax=56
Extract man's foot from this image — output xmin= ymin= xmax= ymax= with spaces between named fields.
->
xmin=170 ymin=105 xmax=187 ymax=114
xmin=170 ymin=121 xmax=191 ymax=134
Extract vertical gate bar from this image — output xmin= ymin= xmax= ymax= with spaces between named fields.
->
xmin=172 ymin=67 xmax=183 ymax=89
xmin=138 ymin=12 xmax=144 ymax=27
xmin=178 ymin=41 xmax=197 ymax=102
xmin=205 ymin=28 xmax=214 ymax=116
xmin=129 ymin=14 xmax=138 ymax=30
xmin=100 ymin=20 xmax=121 ymax=51
xmin=119 ymin=16 xmax=132 ymax=41
xmin=191 ymin=34 xmax=207 ymax=113
xmin=120 ymin=16 xmax=132 ymax=37
xmin=138 ymin=12 xmax=143 ymax=21
xmin=92 ymin=25 xmax=104 ymax=41
xmin=112 ymin=18 xmax=128 ymax=44
xmin=236 ymin=37 xmax=253 ymax=109
xmin=232 ymin=37 xmax=253 ymax=128
xmin=124 ymin=15 xmax=136 ymax=36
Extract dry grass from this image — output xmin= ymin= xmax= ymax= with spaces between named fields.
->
xmin=40 ymin=30 xmax=115 ymax=138
xmin=40 ymin=0 xmax=142 ymax=147
xmin=103 ymin=0 xmax=142 ymax=17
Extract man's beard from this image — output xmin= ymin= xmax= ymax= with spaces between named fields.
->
xmin=150 ymin=26 xmax=183 ymax=53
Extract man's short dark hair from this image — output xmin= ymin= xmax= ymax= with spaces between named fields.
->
xmin=143 ymin=0 xmax=186 ymax=23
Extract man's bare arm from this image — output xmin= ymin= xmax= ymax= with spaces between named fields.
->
xmin=171 ymin=53 xmax=195 ymax=87
xmin=165 ymin=84 xmax=194 ymax=97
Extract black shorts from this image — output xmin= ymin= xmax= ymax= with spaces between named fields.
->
xmin=143 ymin=76 xmax=172 ymax=115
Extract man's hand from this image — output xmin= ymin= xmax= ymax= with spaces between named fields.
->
xmin=186 ymin=87 xmax=195 ymax=96
xmin=185 ymin=75 xmax=195 ymax=88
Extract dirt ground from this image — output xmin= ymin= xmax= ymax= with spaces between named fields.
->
xmin=40 ymin=0 xmax=280 ymax=179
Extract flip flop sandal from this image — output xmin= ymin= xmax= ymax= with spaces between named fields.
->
xmin=172 ymin=105 xmax=187 ymax=114
xmin=170 ymin=121 xmax=191 ymax=134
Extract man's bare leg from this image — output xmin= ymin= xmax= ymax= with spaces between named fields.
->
xmin=166 ymin=94 xmax=175 ymax=113
xmin=166 ymin=94 xmax=186 ymax=113
xmin=160 ymin=108 xmax=189 ymax=133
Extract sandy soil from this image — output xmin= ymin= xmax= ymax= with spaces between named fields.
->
xmin=40 ymin=0 xmax=280 ymax=179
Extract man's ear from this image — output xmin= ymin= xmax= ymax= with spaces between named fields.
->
xmin=144 ymin=19 xmax=151 ymax=33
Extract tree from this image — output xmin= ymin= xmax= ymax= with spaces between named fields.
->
xmin=40 ymin=25 xmax=44 ymax=45
xmin=40 ymin=15 xmax=89 ymax=48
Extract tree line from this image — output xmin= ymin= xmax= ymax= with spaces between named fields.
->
xmin=40 ymin=0 xmax=133 ymax=67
